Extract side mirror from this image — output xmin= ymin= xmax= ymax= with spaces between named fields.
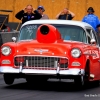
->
xmin=90 ymin=39 xmax=96 ymax=44
xmin=12 ymin=37 xmax=17 ymax=42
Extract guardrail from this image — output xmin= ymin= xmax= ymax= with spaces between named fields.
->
xmin=0 ymin=32 xmax=19 ymax=46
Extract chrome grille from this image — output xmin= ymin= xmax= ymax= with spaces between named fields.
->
xmin=14 ymin=56 xmax=68 ymax=69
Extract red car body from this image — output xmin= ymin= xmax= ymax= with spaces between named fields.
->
xmin=0 ymin=20 xmax=100 ymax=86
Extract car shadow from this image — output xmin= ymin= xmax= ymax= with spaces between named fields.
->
xmin=3 ymin=79 xmax=100 ymax=92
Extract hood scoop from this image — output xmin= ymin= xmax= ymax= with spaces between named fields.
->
xmin=36 ymin=24 xmax=62 ymax=43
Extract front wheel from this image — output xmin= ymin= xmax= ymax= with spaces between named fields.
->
xmin=74 ymin=76 xmax=85 ymax=88
xmin=4 ymin=74 xmax=14 ymax=85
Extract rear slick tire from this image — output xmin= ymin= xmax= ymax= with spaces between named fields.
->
xmin=4 ymin=74 xmax=14 ymax=85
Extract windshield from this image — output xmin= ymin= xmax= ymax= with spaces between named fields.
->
xmin=19 ymin=24 xmax=87 ymax=42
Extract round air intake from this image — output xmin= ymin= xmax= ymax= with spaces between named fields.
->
xmin=40 ymin=25 xmax=49 ymax=35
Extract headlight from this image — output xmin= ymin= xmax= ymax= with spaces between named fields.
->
xmin=1 ymin=46 xmax=11 ymax=56
xmin=71 ymin=48 xmax=81 ymax=58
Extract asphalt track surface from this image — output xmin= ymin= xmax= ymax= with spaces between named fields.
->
xmin=0 ymin=74 xmax=100 ymax=100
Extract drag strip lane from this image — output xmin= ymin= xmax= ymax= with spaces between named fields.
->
xmin=0 ymin=74 xmax=100 ymax=100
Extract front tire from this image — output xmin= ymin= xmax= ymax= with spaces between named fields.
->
xmin=74 ymin=76 xmax=85 ymax=88
xmin=74 ymin=61 xmax=90 ymax=88
xmin=4 ymin=74 xmax=14 ymax=85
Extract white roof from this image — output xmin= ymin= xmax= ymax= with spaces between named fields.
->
xmin=21 ymin=20 xmax=92 ymax=29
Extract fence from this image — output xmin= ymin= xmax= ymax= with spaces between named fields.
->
xmin=0 ymin=0 xmax=100 ymax=22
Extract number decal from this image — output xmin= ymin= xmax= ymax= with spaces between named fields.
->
xmin=25 ymin=25 xmax=38 ymax=36
xmin=84 ymin=50 xmax=99 ymax=59
xmin=92 ymin=50 xmax=99 ymax=59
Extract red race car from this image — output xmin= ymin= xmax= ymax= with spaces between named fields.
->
xmin=0 ymin=20 xmax=100 ymax=87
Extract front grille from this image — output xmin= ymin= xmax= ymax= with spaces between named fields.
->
xmin=14 ymin=56 xmax=68 ymax=69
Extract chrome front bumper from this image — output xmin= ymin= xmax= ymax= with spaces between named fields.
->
xmin=0 ymin=66 xmax=85 ymax=75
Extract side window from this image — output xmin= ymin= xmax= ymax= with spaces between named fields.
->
xmin=86 ymin=29 xmax=92 ymax=44
xmin=87 ymin=36 xmax=91 ymax=44
xmin=86 ymin=29 xmax=92 ymax=37
xmin=91 ymin=29 xmax=98 ymax=45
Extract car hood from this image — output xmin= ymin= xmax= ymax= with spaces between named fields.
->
xmin=14 ymin=40 xmax=84 ymax=57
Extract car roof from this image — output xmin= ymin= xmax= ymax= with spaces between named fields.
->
xmin=21 ymin=20 xmax=92 ymax=29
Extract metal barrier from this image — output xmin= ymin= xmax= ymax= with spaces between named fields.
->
xmin=0 ymin=32 xmax=19 ymax=46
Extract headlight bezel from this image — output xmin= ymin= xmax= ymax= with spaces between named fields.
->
xmin=71 ymin=48 xmax=81 ymax=58
xmin=1 ymin=46 xmax=11 ymax=56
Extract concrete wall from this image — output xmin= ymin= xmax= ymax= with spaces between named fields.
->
xmin=0 ymin=0 xmax=100 ymax=22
